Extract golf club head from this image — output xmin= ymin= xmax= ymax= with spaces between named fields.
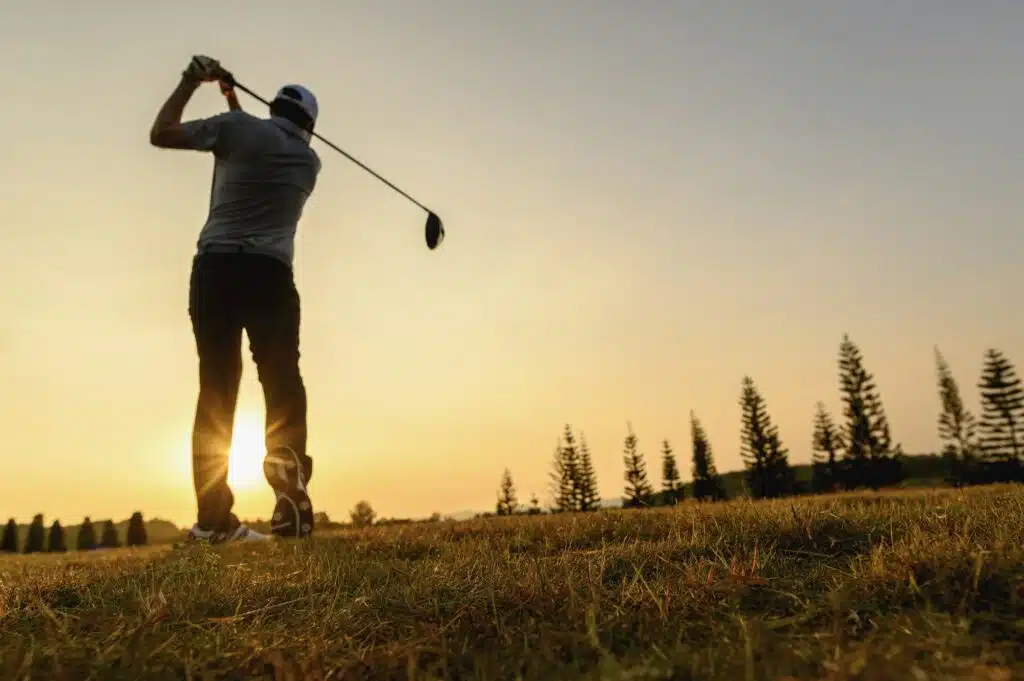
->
xmin=425 ymin=212 xmax=445 ymax=250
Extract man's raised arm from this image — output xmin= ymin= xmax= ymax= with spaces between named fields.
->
xmin=150 ymin=55 xmax=231 ymax=149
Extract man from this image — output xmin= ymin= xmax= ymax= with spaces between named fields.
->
xmin=150 ymin=55 xmax=321 ymax=542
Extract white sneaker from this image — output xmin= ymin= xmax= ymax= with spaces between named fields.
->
xmin=186 ymin=523 xmax=271 ymax=544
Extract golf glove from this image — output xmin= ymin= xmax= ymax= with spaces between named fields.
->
xmin=183 ymin=55 xmax=227 ymax=83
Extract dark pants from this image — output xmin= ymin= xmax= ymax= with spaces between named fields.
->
xmin=188 ymin=251 xmax=312 ymax=532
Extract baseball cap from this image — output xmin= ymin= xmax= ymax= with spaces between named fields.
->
xmin=272 ymin=84 xmax=318 ymax=124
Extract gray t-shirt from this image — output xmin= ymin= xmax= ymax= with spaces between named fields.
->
xmin=178 ymin=110 xmax=321 ymax=266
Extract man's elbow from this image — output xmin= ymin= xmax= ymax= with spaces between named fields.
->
xmin=151 ymin=118 xmax=218 ymax=151
xmin=150 ymin=126 xmax=173 ymax=148
xmin=150 ymin=125 xmax=193 ymax=149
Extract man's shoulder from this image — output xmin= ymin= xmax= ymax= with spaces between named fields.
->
xmin=195 ymin=109 xmax=261 ymax=139
xmin=223 ymin=109 xmax=265 ymax=129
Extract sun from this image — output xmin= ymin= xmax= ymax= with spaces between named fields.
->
xmin=228 ymin=411 xmax=267 ymax=489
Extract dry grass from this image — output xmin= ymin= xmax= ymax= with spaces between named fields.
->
xmin=1 ymin=485 xmax=1022 ymax=680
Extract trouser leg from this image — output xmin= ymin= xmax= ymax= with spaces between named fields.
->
xmin=243 ymin=256 xmax=311 ymax=485
xmin=188 ymin=255 xmax=244 ymax=532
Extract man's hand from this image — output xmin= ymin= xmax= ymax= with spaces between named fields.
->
xmin=220 ymin=79 xmax=242 ymax=112
xmin=183 ymin=55 xmax=229 ymax=84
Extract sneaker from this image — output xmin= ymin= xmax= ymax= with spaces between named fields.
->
xmin=186 ymin=523 xmax=271 ymax=544
xmin=263 ymin=446 xmax=314 ymax=538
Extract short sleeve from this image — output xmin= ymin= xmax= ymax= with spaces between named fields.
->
xmin=177 ymin=110 xmax=242 ymax=154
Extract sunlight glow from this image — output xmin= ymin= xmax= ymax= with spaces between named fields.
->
xmin=228 ymin=411 xmax=267 ymax=489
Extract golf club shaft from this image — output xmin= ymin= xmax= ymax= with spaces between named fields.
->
xmin=230 ymin=81 xmax=431 ymax=215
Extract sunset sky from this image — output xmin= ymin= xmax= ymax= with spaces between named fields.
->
xmin=1 ymin=1 xmax=1021 ymax=527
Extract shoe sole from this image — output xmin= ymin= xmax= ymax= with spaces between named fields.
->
xmin=187 ymin=526 xmax=270 ymax=544
xmin=263 ymin=447 xmax=314 ymax=539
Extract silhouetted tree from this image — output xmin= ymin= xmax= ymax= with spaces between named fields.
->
xmin=550 ymin=425 xmax=581 ymax=512
xmin=126 ymin=512 xmax=148 ymax=547
xmin=977 ymin=348 xmax=1024 ymax=481
xmin=811 ymin=402 xmax=843 ymax=493
xmin=622 ymin=422 xmax=654 ymax=508
xmin=47 ymin=521 xmax=67 ymax=553
xmin=549 ymin=442 xmax=572 ymax=512
xmin=528 ymin=493 xmax=542 ymax=515
xmin=935 ymin=348 xmax=980 ymax=484
xmin=739 ymin=376 xmax=794 ymax=498
xmin=660 ymin=439 xmax=684 ymax=504
xmin=577 ymin=433 xmax=601 ymax=511
xmin=690 ymin=411 xmax=727 ymax=501
xmin=23 ymin=514 xmax=45 ymax=554
xmin=77 ymin=517 xmax=97 ymax=551
xmin=496 ymin=468 xmax=519 ymax=515
xmin=349 ymin=500 xmax=376 ymax=527
xmin=1 ymin=518 xmax=17 ymax=553
xmin=838 ymin=335 xmax=905 ymax=489
xmin=99 ymin=520 xmax=120 ymax=549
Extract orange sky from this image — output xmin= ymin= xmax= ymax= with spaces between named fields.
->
xmin=0 ymin=1 xmax=1021 ymax=527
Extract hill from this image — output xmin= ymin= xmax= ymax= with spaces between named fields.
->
xmin=462 ymin=452 xmax=950 ymax=518
xmin=706 ymin=451 xmax=949 ymax=498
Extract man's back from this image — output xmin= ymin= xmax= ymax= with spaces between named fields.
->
xmin=192 ymin=110 xmax=321 ymax=266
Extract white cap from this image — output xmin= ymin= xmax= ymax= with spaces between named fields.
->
xmin=272 ymin=84 xmax=318 ymax=123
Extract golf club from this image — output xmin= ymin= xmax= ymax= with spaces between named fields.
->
xmin=221 ymin=74 xmax=445 ymax=251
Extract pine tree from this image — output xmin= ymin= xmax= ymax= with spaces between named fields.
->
xmin=811 ymin=402 xmax=843 ymax=493
xmin=528 ymin=493 xmax=542 ymax=515
xmin=740 ymin=376 xmax=771 ymax=497
xmin=496 ymin=468 xmax=519 ymax=515
xmin=549 ymin=443 xmax=572 ymax=512
xmin=766 ymin=430 xmax=794 ymax=495
xmin=622 ymin=422 xmax=654 ymax=507
xmin=838 ymin=335 xmax=905 ymax=490
xmin=23 ymin=514 xmax=45 ymax=554
xmin=47 ymin=521 xmax=67 ymax=553
xmin=561 ymin=425 xmax=583 ymax=510
xmin=660 ymin=439 xmax=684 ymax=504
xmin=577 ymin=433 xmax=601 ymax=511
xmin=549 ymin=425 xmax=581 ymax=512
xmin=739 ymin=376 xmax=794 ymax=499
xmin=126 ymin=512 xmax=148 ymax=547
xmin=100 ymin=520 xmax=120 ymax=549
xmin=865 ymin=385 xmax=906 ymax=489
xmin=935 ymin=348 xmax=980 ymax=484
xmin=1 ymin=518 xmax=18 ymax=553
xmin=77 ymin=517 xmax=97 ymax=551
xmin=690 ymin=411 xmax=727 ymax=501
xmin=977 ymin=348 xmax=1024 ymax=481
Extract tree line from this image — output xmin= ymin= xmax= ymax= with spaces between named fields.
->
xmin=495 ymin=335 xmax=1023 ymax=513
xmin=1 ymin=512 xmax=149 ymax=554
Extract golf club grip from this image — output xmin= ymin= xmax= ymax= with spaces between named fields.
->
xmin=232 ymin=80 xmax=431 ymax=216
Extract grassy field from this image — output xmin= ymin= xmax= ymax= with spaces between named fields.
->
xmin=1 ymin=485 xmax=1021 ymax=680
